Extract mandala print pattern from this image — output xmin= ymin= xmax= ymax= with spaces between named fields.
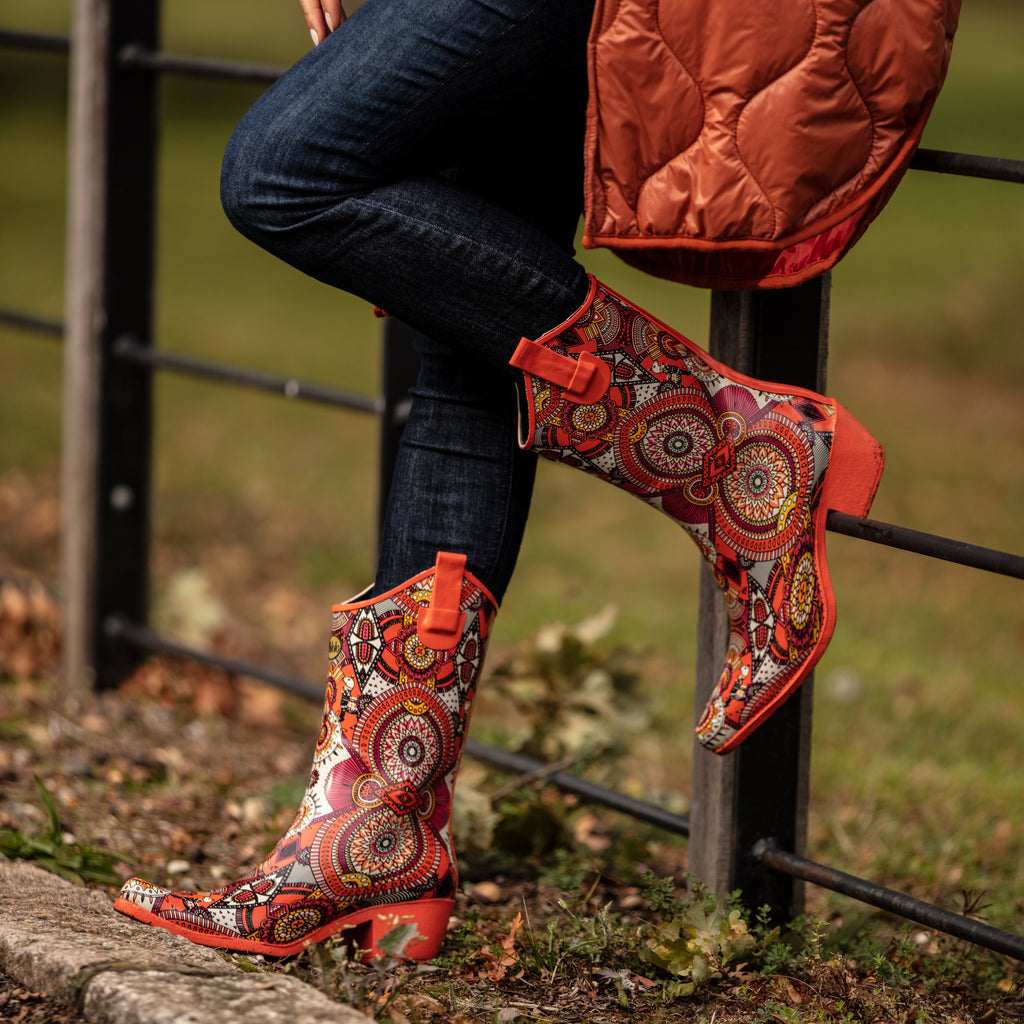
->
xmin=511 ymin=276 xmax=883 ymax=753
xmin=115 ymin=552 xmax=497 ymax=958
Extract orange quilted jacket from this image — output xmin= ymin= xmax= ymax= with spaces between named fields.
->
xmin=582 ymin=0 xmax=961 ymax=289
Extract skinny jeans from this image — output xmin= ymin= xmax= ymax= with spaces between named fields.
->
xmin=220 ymin=0 xmax=596 ymax=600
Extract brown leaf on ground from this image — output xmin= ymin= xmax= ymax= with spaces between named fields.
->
xmin=474 ymin=911 xmax=523 ymax=982
xmin=0 ymin=577 xmax=60 ymax=680
xmin=0 ymin=972 xmax=87 ymax=1024
xmin=500 ymin=911 xmax=523 ymax=962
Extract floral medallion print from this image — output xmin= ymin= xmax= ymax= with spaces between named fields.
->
xmin=511 ymin=277 xmax=883 ymax=752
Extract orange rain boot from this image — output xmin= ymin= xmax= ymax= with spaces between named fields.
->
xmin=115 ymin=552 xmax=497 ymax=958
xmin=510 ymin=276 xmax=884 ymax=754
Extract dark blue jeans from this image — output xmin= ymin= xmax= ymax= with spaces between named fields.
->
xmin=221 ymin=0 xmax=595 ymax=600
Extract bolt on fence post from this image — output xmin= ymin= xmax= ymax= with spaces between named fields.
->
xmin=62 ymin=0 xmax=159 ymax=701
xmin=690 ymin=274 xmax=830 ymax=924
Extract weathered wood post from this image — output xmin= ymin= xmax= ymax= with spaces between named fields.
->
xmin=689 ymin=276 xmax=830 ymax=922
xmin=61 ymin=0 xmax=159 ymax=702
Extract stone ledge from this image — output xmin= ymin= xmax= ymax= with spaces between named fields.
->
xmin=0 ymin=857 xmax=365 ymax=1024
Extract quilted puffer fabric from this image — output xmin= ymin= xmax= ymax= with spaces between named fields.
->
xmin=582 ymin=0 xmax=961 ymax=289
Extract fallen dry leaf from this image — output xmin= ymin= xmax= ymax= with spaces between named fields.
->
xmin=500 ymin=911 xmax=524 ymax=961
xmin=0 ymin=577 xmax=61 ymax=680
xmin=467 ymin=880 xmax=502 ymax=904
xmin=474 ymin=911 xmax=524 ymax=982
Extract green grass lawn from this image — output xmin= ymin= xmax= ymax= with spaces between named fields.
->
xmin=2 ymin=0 xmax=1023 ymax=929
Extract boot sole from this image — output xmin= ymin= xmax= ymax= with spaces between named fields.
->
xmin=113 ymin=894 xmax=455 ymax=960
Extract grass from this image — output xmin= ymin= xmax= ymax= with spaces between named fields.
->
xmin=0 ymin=775 xmax=126 ymax=887
xmin=1 ymin=0 xmax=1023 ymax=962
xmin=274 ymin=874 xmax=1020 ymax=1023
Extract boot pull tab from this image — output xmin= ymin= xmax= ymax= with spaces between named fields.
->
xmin=510 ymin=339 xmax=610 ymax=405
xmin=419 ymin=551 xmax=468 ymax=649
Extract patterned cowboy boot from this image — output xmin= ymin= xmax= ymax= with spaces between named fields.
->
xmin=510 ymin=276 xmax=884 ymax=754
xmin=115 ymin=551 xmax=497 ymax=959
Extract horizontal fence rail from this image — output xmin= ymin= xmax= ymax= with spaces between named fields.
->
xmin=117 ymin=43 xmax=283 ymax=84
xmin=10 ymin=307 xmax=1024 ymax=581
xmin=754 ymin=841 xmax=1024 ymax=961
xmin=3 ymin=10 xmax=1022 ymax=965
xmin=827 ymin=511 xmax=1024 ymax=578
xmin=0 ymin=27 xmax=70 ymax=54
xmin=912 ymin=147 xmax=1024 ymax=184
xmin=112 ymin=336 xmax=384 ymax=414
xmin=0 ymin=309 xmax=64 ymax=339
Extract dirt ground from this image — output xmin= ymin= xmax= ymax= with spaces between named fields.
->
xmin=0 ymin=971 xmax=86 ymax=1024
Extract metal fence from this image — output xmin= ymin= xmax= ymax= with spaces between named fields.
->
xmin=2 ymin=0 xmax=1023 ymax=962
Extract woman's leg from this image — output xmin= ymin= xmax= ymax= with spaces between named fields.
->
xmin=374 ymin=340 xmax=538 ymax=600
xmin=373 ymin=46 xmax=596 ymax=598
xmin=220 ymin=0 xmax=595 ymax=374
xmin=221 ymin=0 xmax=595 ymax=598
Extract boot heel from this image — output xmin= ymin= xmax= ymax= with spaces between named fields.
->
xmin=821 ymin=404 xmax=885 ymax=517
xmin=348 ymin=898 xmax=455 ymax=961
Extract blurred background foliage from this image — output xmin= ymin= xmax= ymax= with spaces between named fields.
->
xmin=1 ymin=1 xmax=1023 ymax=923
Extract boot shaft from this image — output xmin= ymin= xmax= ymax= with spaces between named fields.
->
xmin=273 ymin=552 xmax=497 ymax=874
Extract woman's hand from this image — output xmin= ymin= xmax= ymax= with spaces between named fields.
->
xmin=298 ymin=0 xmax=346 ymax=46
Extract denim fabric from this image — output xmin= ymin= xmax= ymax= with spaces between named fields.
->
xmin=220 ymin=0 xmax=595 ymax=599
xmin=220 ymin=0 xmax=594 ymax=371
xmin=374 ymin=338 xmax=539 ymax=602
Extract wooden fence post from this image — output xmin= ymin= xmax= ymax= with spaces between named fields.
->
xmin=689 ymin=276 xmax=830 ymax=922
xmin=61 ymin=0 xmax=159 ymax=702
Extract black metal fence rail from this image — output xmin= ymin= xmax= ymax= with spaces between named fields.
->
xmin=0 ymin=27 xmax=70 ymax=55
xmin=108 ymin=611 xmax=696 ymax=838
xmin=913 ymin=147 xmax=1024 ymax=184
xmin=118 ymin=43 xmax=283 ymax=84
xmin=0 ymin=309 xmax=64 ymax=339
xmin=753 ymin=842 xmax=1024 ymax=961
xmin=3 ymin=7 xmax=1022 ymax=963
xmin=827 ymin=511 xmax=1024 ymax=579
xmin=111 ymin=336 xmax=383 ymax=414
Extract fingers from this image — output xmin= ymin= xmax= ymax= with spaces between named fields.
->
xmin=298 ymin=0 xmax=328 ymax=46
xmin=323 ymin=1 xmax=347 ymax=31
xmin=298 ymin=0 xmax=346 ymax=47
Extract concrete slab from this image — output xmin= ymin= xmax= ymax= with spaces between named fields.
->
xmin=0 ymin=857 xmax=367 ymax=1024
